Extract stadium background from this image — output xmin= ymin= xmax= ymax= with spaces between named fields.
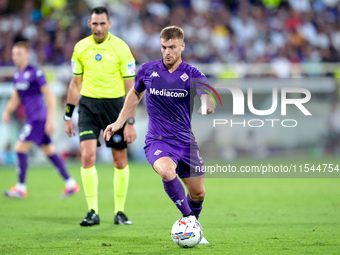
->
xmin=0 ymin=1 xmax=340 ymax=254
xmin=1 ymin=0 xmax=340 ymax=165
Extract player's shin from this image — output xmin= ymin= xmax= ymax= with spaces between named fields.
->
xmin=81 ymin=166 xmax=98 ymax=213
xmin=48 ymin=154 xmax=70 ymax=180
xmin=17 ymin=153 xmax=28 ymax=185
xmin=162 ymin=176 xmax=192 ymax=216
xmin=187 ymin=194 xmax=204 ymax=219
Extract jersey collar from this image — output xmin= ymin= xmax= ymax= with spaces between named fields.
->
xmin=91 ymin=32 xmax=112 ymax=44
xmin=17 ymin=64 xmax=31 ymax=73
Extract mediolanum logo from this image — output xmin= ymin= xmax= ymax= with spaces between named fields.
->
xmin=150 ymin=88 xmax=188 ymax=98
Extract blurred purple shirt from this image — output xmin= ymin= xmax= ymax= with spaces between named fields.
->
xmin=13 ymin=65 xmax=47 ymax=122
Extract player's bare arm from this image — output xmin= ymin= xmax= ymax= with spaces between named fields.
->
xmin=104 ymin=88 xmax=145 ymax=141
xmin=123 ymin=78 xmax=137 ymax=143
xmin=2 ymin=89 xmax=21 ymax=123
xmin=41 ymin=84 xmax=56 ymax=136
xmin=198 ymin=95 xmax=215 ymax=115
xmin=64 ymin=75 xmax=83 ymax=137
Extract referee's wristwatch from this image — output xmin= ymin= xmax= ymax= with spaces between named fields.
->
xmin=63 ymin=115 xmax=72 ymax=121
xmin=127 ymin=117 xmax=135 ymax=125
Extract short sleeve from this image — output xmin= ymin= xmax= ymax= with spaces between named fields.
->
xmin=118 ymin=41 xmax=136 ymax=79
xmin=35 ymin=68 xmax=47 ymax=88
xmin=71 ymin=43 xmax=83 ymax=76
xmin=134 ymin=64 xmax=146 ymax=93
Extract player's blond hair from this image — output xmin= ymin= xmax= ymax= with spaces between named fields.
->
xmin=13 ymin=41 xmax=29 ymax=51
xmin=160 ymin=26 xmax=184 ymax=42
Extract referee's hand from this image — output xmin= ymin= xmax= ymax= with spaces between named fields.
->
xmin=65 ymin=120 xmax=75 ymax=137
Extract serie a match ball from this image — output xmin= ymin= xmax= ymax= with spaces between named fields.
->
xmin=171 ymin=217 xmax=203 ymax=248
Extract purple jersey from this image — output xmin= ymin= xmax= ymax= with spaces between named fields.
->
xmin=13 ymin=65 xmax=47 ymax=121
xmin=135 ymin=60 xmax=209 ymax=143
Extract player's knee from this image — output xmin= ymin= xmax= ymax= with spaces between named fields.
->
xmin=161 ymin=169 xmax=177 ymax=180
xmin=155 ymin=164 xmax=176 ymax=180
xmin=14 ymin=141 xmax=31 ymax=153
xmin=190 ymin=189 xmax=206 ymax=201
xmin=41 ymin=145 xmax=55 ymax=156
xmin=154 ymin=158 xmax=177 ymax=180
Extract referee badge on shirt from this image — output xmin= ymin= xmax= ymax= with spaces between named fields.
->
xmin=127 ymin=62 xmax=136 ymax=75
xmin=113 ymin=134 xmax=122 ymax=143
xmin=95 ymin=54 xmax=102 ymax=61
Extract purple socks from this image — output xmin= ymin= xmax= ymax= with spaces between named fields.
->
xmin=48 ymin=154 xmax=70 ymax=180
xmin=163 ymin=176 xmax=192 ymax=216
xmin=17 ymin=153 xmax=70 ymax=184
xmin=17 ymin=153 xmax=28 ymax=184
xmin=187 ymin=194 xmax=203 ymax=219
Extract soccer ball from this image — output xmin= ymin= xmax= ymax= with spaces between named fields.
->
xmin=171 ymin=217 xmax=203 ymax=248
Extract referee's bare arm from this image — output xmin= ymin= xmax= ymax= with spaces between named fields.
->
xmin=104 ymin=88 xmax=145 ymax=141
xmin=67 ymin=76 xmax=82 ymax=106
xmin=65 ymin=76 xmax=82 ymax=137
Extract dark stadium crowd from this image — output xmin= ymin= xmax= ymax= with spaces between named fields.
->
xmin=1 ymin=0 xmax=340 ymax=67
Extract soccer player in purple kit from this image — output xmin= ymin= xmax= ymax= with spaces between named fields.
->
xmin=104 ymin=26 xmax=215 ymax=244
xmin=2 ymin=41 xmax=80 ymax=198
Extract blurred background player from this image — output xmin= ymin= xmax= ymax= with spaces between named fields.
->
xmin=64 ymin=7 xmax=136 ymax=227
xmin=2 ymin=41 xmax=80 ymax=198
xmin=104 ymin=26 xmax=215 ymax=243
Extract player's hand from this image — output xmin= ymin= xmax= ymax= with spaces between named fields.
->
xmin=103 ymin=122 xmax=122 ymax=141
xmin=45 ymin=119 xmax=55 ymax=136
xmin=198 ymin=95 xmax=215 ymax=115
xmin=2 ymin=111 xmax=10 ymax=123
xmin=198 ymin=106 xmax=215 ymax=115
xmin=65 ymin=120 xmax=75 ymax=137
xmin=124 ymin=124 xmax=137 ymax=143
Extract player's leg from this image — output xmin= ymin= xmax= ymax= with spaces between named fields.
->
xmin=111 ymin=148 xmax=132 ymax=225
xmin=3 ymin=140 xmax=32 ymax=198
xmin=181 ymin=176 xmax=206 ymax=219
xmin=41 ymin=142 xmax=79 ymax=197
xmin=182 ymin=176 xmax=209 ymax=244
xmin=153 ymin=157 xmax=193 ymax=217
xmin=178 ymin=144 xmax=206 ymax=219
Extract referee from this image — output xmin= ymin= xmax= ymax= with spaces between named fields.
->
xmin=64 ymin=6 xmax=136 ymax=226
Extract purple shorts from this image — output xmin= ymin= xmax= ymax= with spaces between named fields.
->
xmin=19 ymin=120 xmax=51 ymax=146
xmin=144 ymin=138 xmax=204 ymax=178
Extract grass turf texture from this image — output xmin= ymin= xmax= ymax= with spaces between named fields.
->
xmin=0 ymin=157 xmax=339 ymax=254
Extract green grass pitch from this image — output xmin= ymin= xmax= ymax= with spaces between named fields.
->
xmin=0 ymin=158 xmax=339 ymax=254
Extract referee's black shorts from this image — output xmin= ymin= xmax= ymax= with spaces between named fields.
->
xmin=78 ymin=96 xmax=127 ymax=150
